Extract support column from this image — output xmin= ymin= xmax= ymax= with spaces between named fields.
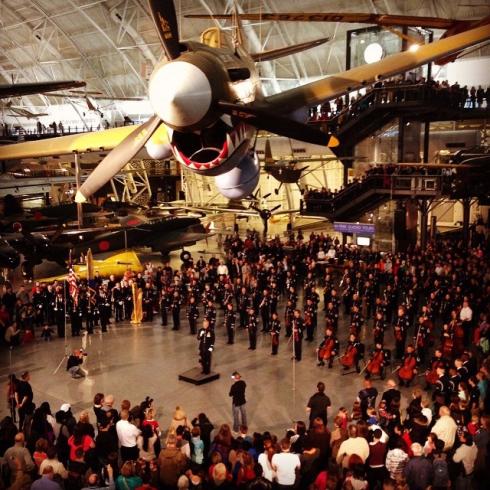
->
xmin=419 ymin=199 xmax=429 ymax=249
xmin=74 ymin=152 xmax=83 ymax=229
xmin=423 ymin=121 xmax=430 ymax=163
xmin=462 ymin=197 xmax=471 ymax=248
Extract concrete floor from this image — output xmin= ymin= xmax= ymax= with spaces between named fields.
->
xmin=1 ymin=229 xmax=411 ymax=436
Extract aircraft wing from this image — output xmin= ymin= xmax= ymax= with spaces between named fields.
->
xmin=0 ymin=80 xmax=86 ymax=99
xmin=184 ymin=12 xmax=460 ymax=29
xmin=0 ymin=124 xmax=142 ymax=160
xmin=185 ymin=12 xmax=460 ymax=29
xmin=250 ymin=37 xmax=330 ymax=62
xmin=263 ymin=23 xmax=490 ymax=114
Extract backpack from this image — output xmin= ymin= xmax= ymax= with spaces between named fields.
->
xmin=433 ymin=458 xmax=449 ymax=487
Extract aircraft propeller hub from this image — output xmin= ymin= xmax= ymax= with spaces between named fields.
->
xmin=149 ymin=60 xmax=212 ymax=129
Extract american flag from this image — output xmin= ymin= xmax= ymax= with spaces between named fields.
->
xmin=67 ymin=270 xmax=79 ymax=303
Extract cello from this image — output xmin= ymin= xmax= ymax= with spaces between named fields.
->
xmin=365 ymin=348 xmax=385 ymax=378
xmin=318 ymin=337 xmax=334 ymax=361
xmin=341 ymin=334 xmax=359 ymax=369
xmin=398 ymin=345 xmax=417 ymax=385
xmin=425 ymin=352 xmax=444 ymax=386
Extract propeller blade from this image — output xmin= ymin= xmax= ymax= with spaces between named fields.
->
xmin=148 ymin=0 xmax=181 ymax=60
xmin=262 ymin=192 xmax=272 ymax=200
xmin=217 ymin=101 xmax=340 ymax=148
xmin=271 ymin=204 xmax=281 ymax=213
xmin=76 ymin=115 xmax=161 ymax=203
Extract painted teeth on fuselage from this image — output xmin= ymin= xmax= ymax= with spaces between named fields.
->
xmin=226 ymin=132 xmax=235 ymax=156
xmin=172 ymin=124 xmax=248 ymax=170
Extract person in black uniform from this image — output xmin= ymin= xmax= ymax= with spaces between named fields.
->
xmin=171 ymin=292 xmax=182 ymax=330
xmin=270 ymin=281 xmax=279 ymax=314
xmin=44 ymin=284 xmax=55 ymax=326
xmin=112 ymin=283 xmax=124 ymax=322
xmin=304 ymin=298 xmax=316 ymax=341
xmin=54 ymin=289 xmax=65 ymax=338
xmin=373 ymin=311 xmax=387 ymax=346
xmin=224 ymin=302 xmax=235 ymax=345
xmin=325 ymin=301 xmax=339 ymax=331
xmin=198 ymin=320 xmax=215 ymax=375
xmin=85 ymin=290 xmax=96 ymax=334
xmin=270 ymin=311 xmax=281 ymax=355
xmin=98 ymin=287 xmax=111 ymax=332
xmin=285 ymin=300 xmax=295 ymax=337
xmin=123 ymin=281 xmax=133 ymax=320
xmin=160 ymin=288 xmax=169 ymax=327
xmin=187 ymin=296 xmax=199 ymax=335
xmin=246 ymin=307 xmax=257 ymax=350
xmin=394 ymin=306 xmax=410 ymax=360
xmin=70 ymin=300 xmax=82 ymax=336
xmin=292 ymin=309 xmax=304 ymax=361
xmin=259 ymin=289 xmax=271 ymax=332
xmin=205 ymin=300 xmax=216 ymax=330
xmin=433 ymin=366 xmax=450 ymax=413
xmin=237 ymin=286 xmax=249 ymax=328
xmin=142 ymin=283 xmax=154 ymax=322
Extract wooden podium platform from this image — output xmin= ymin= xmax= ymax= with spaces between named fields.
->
xmin=178 ymin=367 xmax=220 ymax=385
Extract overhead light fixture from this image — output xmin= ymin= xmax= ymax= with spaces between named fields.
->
xmin=364 ymin=42 xmax=384 ymax=64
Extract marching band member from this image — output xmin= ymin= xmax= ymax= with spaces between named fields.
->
xmin=373 ymin=311 xmax=387 ymax=346
xmin=198 ymin=320 xmax=214 ymax=375
xmin=292 ymin=309 xmax=304 ymax=361
xmin=325 ymin=301 xmax=339 ymax=331
xmin=284 ymin=299 xmax=295 ymax=338
xmin=187 ymin=296 xmax=199 ymax=335
xmin=270 ymin=311 xmax=281 ymax=355
xmin=304 ymin=297 xmax=316 ymax=341
xmin=246 ymin=307 xmax=258 ymax=350
xmin=224 ymin=302 xmax=235 ymax=345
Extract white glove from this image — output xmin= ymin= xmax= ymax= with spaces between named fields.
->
xmin=208 ymin=347 xmax=213 ymax=352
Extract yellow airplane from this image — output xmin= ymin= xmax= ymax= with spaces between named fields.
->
xmin=38 ymin=250 xmax=143 ymax=283
xmin=0 ymin=1 xmax=488 ymax=202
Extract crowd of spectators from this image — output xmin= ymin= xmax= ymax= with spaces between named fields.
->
xmin=1 ymin=226 xmax=490 ymax=489
xmin=308 ymin=77 xmax=489 ymax=125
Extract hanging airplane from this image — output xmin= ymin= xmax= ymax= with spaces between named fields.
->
xmin=4 ymin=104 xmax=49 ymax=119
xmin=186 ymin=11 xmax=490 ymax=65
xmin=0 ymin=80 xmax=86 ymax=99
xmin=0 ymin=0 xmax=488 ymax=203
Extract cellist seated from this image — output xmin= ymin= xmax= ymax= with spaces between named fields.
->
xmin=425 ymin=348 xmax=447 ymax=389
xmin=398 ymin=344 xmax=418 ymax=387
xmin=317 ymin=327 xmax=339 ymax=368
xmin=365 ymin=342 xmax=389 ymax=380
xmin=341 ymin=333 xmax=362 ymax=372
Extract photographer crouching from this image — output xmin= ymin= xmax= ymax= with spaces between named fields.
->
xmin=67 ymin=349 xmax=87 ymax=379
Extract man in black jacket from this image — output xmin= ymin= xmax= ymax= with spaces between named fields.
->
xmin=229 ymin=371 xmax=247 ymax=433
